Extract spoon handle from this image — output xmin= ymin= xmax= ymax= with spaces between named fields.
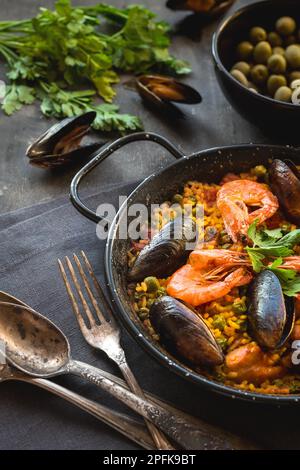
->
xmin=68 ymin=360 xmax=254 ymax=450
xmin=8 ymin=372 xmax=154 ymax=450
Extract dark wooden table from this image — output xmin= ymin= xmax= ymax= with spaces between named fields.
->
xmin=1 ymin=0 xmax=299 ymax=450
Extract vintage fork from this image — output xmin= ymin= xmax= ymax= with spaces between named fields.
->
xmin=58 ymin=251 xmax=173 ymax=450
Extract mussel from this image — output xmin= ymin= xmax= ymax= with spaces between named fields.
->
xmin=128 ymin=217 xmax=197 ymax=282
xmin=248 ymin=270 xmax=295 ymax=350
xmin=269 ymin=159 xmax=300 ymax=225
xmin=166 ymin=0 xmax=235 ymax=16
xmin=150 ymin=296 xmax=224 ymax=367
xmin=26 ymin=111 xmax=104 ymax=169
xmin=127 ymin=75 xmax=201 ymax=118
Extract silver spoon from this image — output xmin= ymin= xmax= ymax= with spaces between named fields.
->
xmin=0 ymin=291 xmax=154 ymax=449
xmin=0 ymin=300 xmax=255 ymax=450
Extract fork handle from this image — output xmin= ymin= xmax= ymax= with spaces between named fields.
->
xmin=68 ymin=359 xmax=252 ymax=450
xmin=118 ymin=358 xmax=174 ymax=450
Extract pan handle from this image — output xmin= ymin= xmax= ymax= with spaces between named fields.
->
xmin=70 ymin=132 xmax=185 ymax=223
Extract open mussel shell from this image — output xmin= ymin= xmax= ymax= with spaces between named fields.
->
xmin=26 ymin=111 xmax=103 ymax=168
xmin=248 ymin=270 xmax=295 ymax=350
xmin=150 ymin=296 xmax=224 ymax=367
xmin=28 ymin=143 xmax=103 ymax=169
xmin=134 ymin=75 xmax=201 ymax=118
xmin=166 ymin=0 xmax=235 ymax=16
xmin=269 ymin=159 xmax=300 ymax=225
xmin=128 ymin=217 xmax=197 ymax=282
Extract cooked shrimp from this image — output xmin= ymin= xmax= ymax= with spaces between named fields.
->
xmin=217 ymin=180 xmax=279 ymax=242
xmin=167 ymin=264 xmax=252 ymax=307
xmin=189 ymin=249 xmax=250 ymax=271
xmin=280 ymin=256 xmax=300 ymax=271
xmin=225 ymin=343 xmax=286 ymax=384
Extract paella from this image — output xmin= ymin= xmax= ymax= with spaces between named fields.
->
xmin=127 ymin=158 xmax=300 ymax=395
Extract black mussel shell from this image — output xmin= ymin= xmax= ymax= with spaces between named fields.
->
xmin=137 ymin=75 xmax=202 ymax=104
xmin=134 ymin=75 xmax=201 ymax=118
xmin=249 ymin=270 xmax=295 ymax=350
xmin=128 ymin=217 xmax=197 ymax=281
xmin=150 ymin=296 xmax=224 ymax=367
xmin=28 ymin=142 xmax=103 ymax=169
xmin=26 ymin=111 xmax=97 ymax=161
xmin=269 ymin=159 xmax=300 ymax=225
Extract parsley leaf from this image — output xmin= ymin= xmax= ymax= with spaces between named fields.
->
xmin=2 ymin=83 xmax=35 ymax=115
xmin=0 ymin=1 xmax=191 ymax=132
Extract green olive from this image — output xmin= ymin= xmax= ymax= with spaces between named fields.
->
xmin=250 ymin=64 xmax=269 ymax=85
xmin=285 ymin=44 xmax=300 ymax=69
xmin=231 ymin=61 xmax=251 ymax=77
xmin=274 ymin=86 xmax=292 ymax=102
xmin=267 ymin=74 xmax=287 ymax=96
xmin=290 ymin=71 xmax=300 ymax=84
xmin=230 ymin=69 xmax=249 ymax=87
xmin=276 ymin=16 xmax=296 ymax=36
xmin=237 ymin=41 xmax=254 ymax=60
xmin=273 ymin=46 xmax=285 ymax=56
xmin=267 ymin=54 xmax=287 ymax=74
xmin=268 ymin=31 xmax=283 ymax=47
xmin=144 ymin=276 xmax=160 ymax=293
xmin=250 ymin=26 xmax=267 ymax=44
xmin=253 ymin=41 xmax=272 ymax=64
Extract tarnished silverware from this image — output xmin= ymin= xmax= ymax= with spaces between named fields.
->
xmin=58 ymin=252 xmax=173 ymax=450
xmin=0 ymin=299 xmax=237 ymax=450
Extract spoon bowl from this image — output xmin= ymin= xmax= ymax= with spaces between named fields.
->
xmin=0 ymin=302 xmax=69 ymax=376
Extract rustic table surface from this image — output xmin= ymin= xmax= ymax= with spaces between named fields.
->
xmin=1 ymin=0 xmax=299 ymax=451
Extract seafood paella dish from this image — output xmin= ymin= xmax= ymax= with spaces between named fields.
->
xmin=127 ymin=158 xmax=300 ymax=395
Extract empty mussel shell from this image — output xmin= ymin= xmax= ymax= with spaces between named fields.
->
xmin=269 ymin=159 xmax=300 ymax=225
xmin=150 ymin=295 xmax=224 ymax=367
xmin=128 ymin=75 xmax=201 ymax=118
xmin=26 ymin=111 xmax=104 ymax=169
xmin=248 ymin=270 xmax=295 ymax=350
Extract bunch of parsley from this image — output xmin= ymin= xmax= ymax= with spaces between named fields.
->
xmin=246 ymin=220 xmax=300 ymax=297
xmin=0 ymin=0 xmax=190 ymax=132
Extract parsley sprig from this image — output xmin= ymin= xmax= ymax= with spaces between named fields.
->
xmin=0 ymin=0 xmax=191 ymax=133
xmin=246 ymin=220 xmax=300 ymax=297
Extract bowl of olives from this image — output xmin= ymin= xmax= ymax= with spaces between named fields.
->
xmin=212 ymin=0 xmax=300 ymax=133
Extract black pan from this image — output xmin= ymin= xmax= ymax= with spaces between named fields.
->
xmin=70 ymin=132 xmax=300 ymax=405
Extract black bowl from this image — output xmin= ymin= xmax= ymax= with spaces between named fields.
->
xmin=212 ymin=0 xmax=300 ymax=134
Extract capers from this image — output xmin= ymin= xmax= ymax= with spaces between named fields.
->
xmin=274 ymin=86 xmax=292 ymax=102
xmin=237 ymin=41 xmax=254 ymax=60
xmin=230 ymin=69 xmax=249 ymax=87
xmin=250 ymin=64 xmax=268 ymax=85
xmin=231 ymin=61 xmax=251 ymax=77
xmin=250 ymin=26 xmax=267 ymax=44
xmin=276 ymin=16 xmax=296 ymax=36
xmin=285 ymin=44 xmax=300 ymax=69
xmin=230 ymin=15 xmax=300 ymax=104
xmin=267 ymin=54 xmax=287 ymax=74
xmin=267 ymin=74 xmax=287 ymax=96
xmin=253 ymin=41 xmax=272 ymax=64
